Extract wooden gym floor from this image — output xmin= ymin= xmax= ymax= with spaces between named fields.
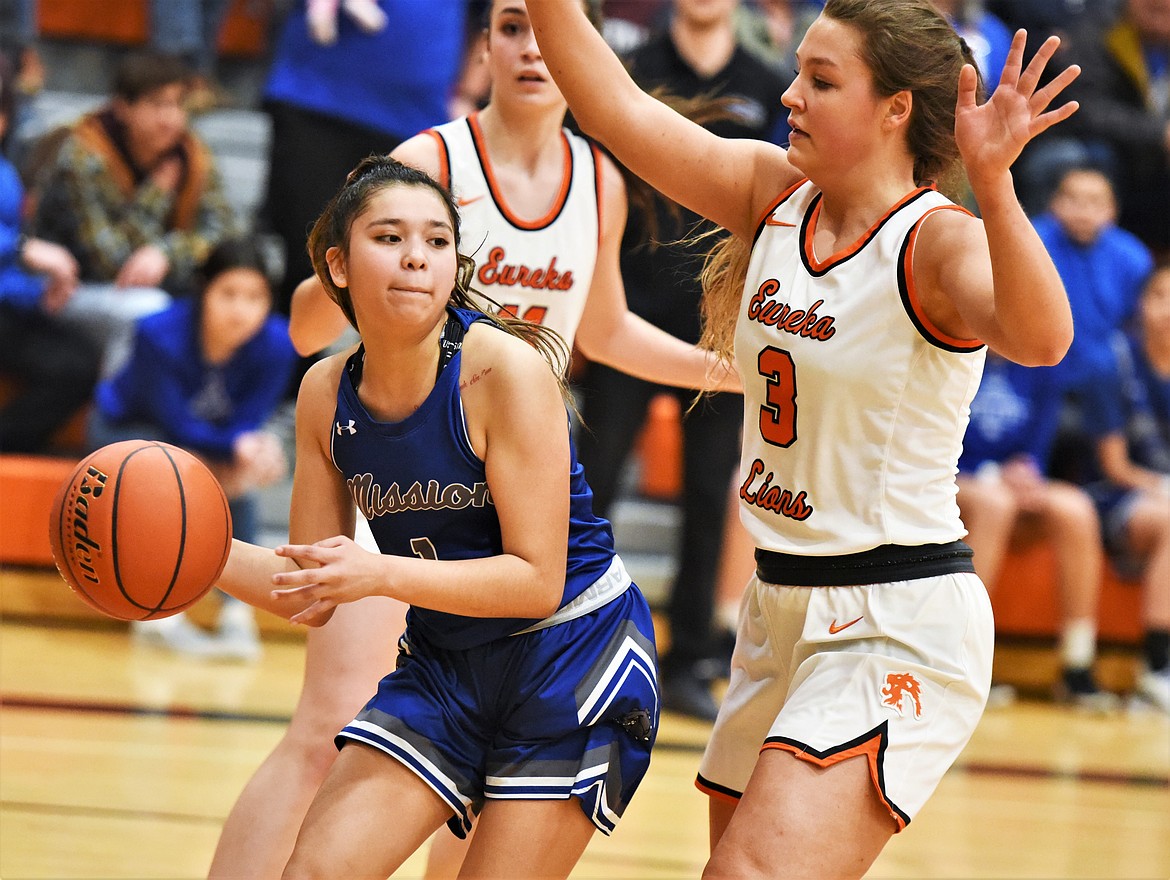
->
xmin=1 ymin=568 xmax=1168 ymax=879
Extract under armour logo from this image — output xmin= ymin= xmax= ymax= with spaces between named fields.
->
xmin=335 ymin=420 xmax=357 ymax=435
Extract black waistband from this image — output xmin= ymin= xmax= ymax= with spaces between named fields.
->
xmin=755 ymin=540 xmax=975 ymax=587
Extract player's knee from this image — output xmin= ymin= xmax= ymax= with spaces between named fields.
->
xmin=281 ymin=846 xmax=327 ymax=880
xmin=281 ymin=716 xmax=347 ymax=780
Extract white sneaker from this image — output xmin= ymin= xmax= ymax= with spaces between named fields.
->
xmin=214 ymin=602 xmax=262 ymax=663
xmin=985 ymin=682 xmax=1017 ymax=709
xmin=1134 ymin=667 xmax=1170 ymax=714
xmin=131 ymin=613 xmax=231 ymax=658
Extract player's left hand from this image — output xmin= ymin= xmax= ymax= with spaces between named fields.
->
xmin=270 ymin=535 xmax=385 ymax=626
xmin=956 ymin=30 xmax=1080 ymax=190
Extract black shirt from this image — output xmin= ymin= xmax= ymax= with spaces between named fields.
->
xmin=619 ymin=30 xmax=790 ymax=342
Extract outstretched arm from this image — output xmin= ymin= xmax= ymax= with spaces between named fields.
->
xmin=574 ymin=156 xmax=739 ymax=392
xmin=527 ymin=0 xmax=795 ymax=240
xmin=917 ymin=31 xmax=1081 ymax=365
xmin=918 ymin=31 xmax=1079 ymax=366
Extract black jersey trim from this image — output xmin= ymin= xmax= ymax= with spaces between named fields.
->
xmin=799 ymin=188 xmax=934 ymax=278
xmin=763 ymin=721 xmax=912 ymax=829
xmin=467 ymin=114 xmax=574 ymax=232
xmin=896 ymin=213 xmax=986 ymax=353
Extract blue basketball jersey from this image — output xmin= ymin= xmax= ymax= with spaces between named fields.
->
xmin=331 ymin=307 xmax=618 ymax=649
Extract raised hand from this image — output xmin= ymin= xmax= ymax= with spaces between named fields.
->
xmin=955 ymin=30 xmax=1080 ymax=190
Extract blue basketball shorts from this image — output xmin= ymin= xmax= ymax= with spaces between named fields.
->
xmin=336 ymin=584 xmax=660 ymax=837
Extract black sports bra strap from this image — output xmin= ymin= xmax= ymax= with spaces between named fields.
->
xmin=437 ymin=311 xmax=465 ymax=377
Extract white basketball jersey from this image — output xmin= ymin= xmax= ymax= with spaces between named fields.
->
xmin=735 ymin=180 xmax=986 ymax=555
xmin=427 ymin=114 xmax=601 ymax=345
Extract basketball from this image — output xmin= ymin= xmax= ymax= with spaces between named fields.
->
xmin=48 ymin=440 xmax=233 ymax=621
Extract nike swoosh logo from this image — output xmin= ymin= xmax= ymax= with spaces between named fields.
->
xmin=764 ymin=217 xmax=796 ymax=227
xmin=828 ymin=616 xmax=864 ymax=635
xmin=458 ymin=194 xmax=485 ymax=207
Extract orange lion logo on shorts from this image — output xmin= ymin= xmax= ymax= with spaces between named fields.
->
xmin=881 ymin=672 xmax=923 ymax=719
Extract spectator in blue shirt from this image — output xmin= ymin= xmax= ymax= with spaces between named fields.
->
xmin=1078 ymin=264 xmax=1170 ymax=713
xmin=957 ymin=352 xmax=1117 ymax=709
xmin=932 ymin=0 xmax=1013 ymax=85
xmin=0 ymin=49 xmax=100 ymax=454
xmin=1035 ymin=165 xmax=1154 ymax=390
xmin=89 ymin=237 xmax=298 ymax=660
xmin=1033 ymin=165 xmax=1155 ymax=484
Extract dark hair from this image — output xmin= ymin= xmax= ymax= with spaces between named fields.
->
xmin=1050 ymin=161 xmax=1118 ymax=195
xmin=193 ymin=236 xmax=275 ymax=319
xmin=483 ymin=0 xmax=603 ymax=30
xmin=197 ymin=237 xmax=275 ymax=290
xmin=112 ymin=51 xmax=192 ymax=102
xmin=307 ymin=155 xmax=574 ymax=394
xmin=0 ymin=51 xmax=14 ymax=128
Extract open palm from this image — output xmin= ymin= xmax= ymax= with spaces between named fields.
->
xmin=955 ymin=30 xmax=1081 ymax=189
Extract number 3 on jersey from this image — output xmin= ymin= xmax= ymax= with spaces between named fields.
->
xmin=758 ymin=346 xmax=797 ymax=447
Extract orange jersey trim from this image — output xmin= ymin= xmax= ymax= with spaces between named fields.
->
xmin=695 ymin=773 xmax=742 ymax=804
xmin=900 ymin=205 xmax=984 ymax=352
xmin=423 ymin=129 xmax=450 ymax=190
xmin=761 ymin=723 xmax=910 ymax=831
xmin=753 ymin=177 xmax=810 ymax=243
xmin=802 ymin=187 xmax=933 ymax=274
xmin=468 ymin=112 xmax=572 ymax=230
xmin=590 ymin=142 xmax=604 ymax=249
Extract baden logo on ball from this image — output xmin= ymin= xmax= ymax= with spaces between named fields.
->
xmin=49 ymin=440 xmax=233 ymax=621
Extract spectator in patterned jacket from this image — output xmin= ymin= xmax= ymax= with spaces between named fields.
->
xmin=27 ymin=50 xmax=237 ymax=371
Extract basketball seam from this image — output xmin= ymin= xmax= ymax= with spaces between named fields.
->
xmin=150 ymin=443 xmax=189 ymax=616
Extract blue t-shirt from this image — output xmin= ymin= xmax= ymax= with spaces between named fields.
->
xmin=1080 ymin=332 xmax=1170 ymax=478
xmin=264 ymin=0 xmax=468 ymax=141
xmin=96 ymin=298 xmax=297 ymax=459
xmin=953 ymin=10 xmax=1013 ymax=85
xmin=0 ymin=157 xmax=48 ymax=310
xmin=1033 ymin=214 xmax=1154 ymax=390
xmin=330 ymin=308 xmax=618 ymax=650
xmin=960 ymin=354 xmax=1064 ymax=473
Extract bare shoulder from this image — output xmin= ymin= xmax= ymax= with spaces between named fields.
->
xmin=390 ymin=133 xmax=445 ymax=180
xmin=457 ymin=319 xmax=564 ymax=454
xmin=295 ymin=349 xmax=353 ymax=427
xmin=460 ymin=321 xmax=556 ymax=394
xmin=749 ymin=143 xmax=802 ymax=216
xmin=914 ymin=207 xmax=989 ymax=275
xmin=595 ymin=150 xmax=627 ymax=202
xmin=594 ymin=150 xmax=629 ymax=243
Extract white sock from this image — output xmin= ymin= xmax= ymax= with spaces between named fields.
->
xmin=1061 ymin=618 xmax=1097 ymax=669
xmin=218 ymin=598 xmax=255 ymax=629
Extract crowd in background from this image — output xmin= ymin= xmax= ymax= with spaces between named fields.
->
xmin=0 ymin=0 xmax=1166 ymax=713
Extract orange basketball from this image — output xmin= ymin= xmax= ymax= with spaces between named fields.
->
xmin=48 ymin=440 xmax=233 ymax=621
